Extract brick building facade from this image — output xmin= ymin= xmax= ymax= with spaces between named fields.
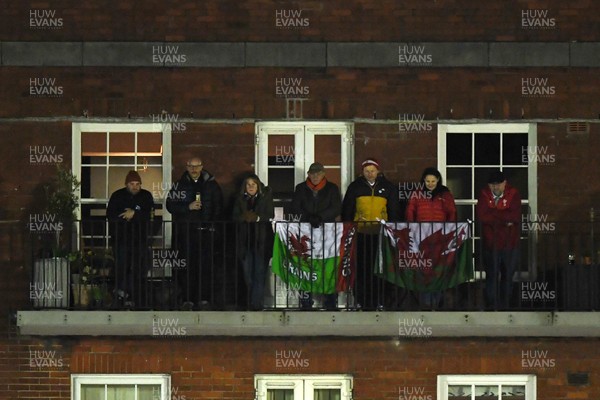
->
xmin=1 ymin=1 xmax=600 ymax=399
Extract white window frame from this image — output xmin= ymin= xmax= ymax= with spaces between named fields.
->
xmin=255 ymin=374 xmax=353 ymax=400
xmin=437 ymin=123 xmax=537 ymax=281
xmin=71 ymin=122 xmax=173 ymax=247
xmin=71 ymin=374 xmax=170 ymax=400
xmin=255 ymin=121 xmax=354 ymax=195
xmin=438 ymin=374 xmax=536 ymax=400
xmin=437 ymin=123 xmax=536 ymax=216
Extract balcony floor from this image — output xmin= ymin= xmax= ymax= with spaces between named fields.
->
xmin=16 ymin=310 xmax=600 ymax=337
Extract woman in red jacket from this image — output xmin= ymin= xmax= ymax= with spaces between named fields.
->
xmin=406 ymin=167 xmax=457 ymax=223
xmin=405 ymin=167 xmax=457 ymax=309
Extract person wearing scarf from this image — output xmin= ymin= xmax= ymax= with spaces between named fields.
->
xmin=291 ymin=162 xmax=342 ymax=309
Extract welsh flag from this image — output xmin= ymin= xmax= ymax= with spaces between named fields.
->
xmin=376 ymin=222 xmax=472 ymax=291
xmin=272 ymin=222 xmax=357 ymax=294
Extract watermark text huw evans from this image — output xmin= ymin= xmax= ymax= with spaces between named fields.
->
xmin=30 ymin=9 xmax=63 ymax=29
xmin=275 ymin=9 xmax=309 ymax=28
xmin=521 ymin=9 xmax=556 ymax=29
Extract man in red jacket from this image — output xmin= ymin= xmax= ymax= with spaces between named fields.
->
xmin=476 ymin=170 xmax=521 ymax=309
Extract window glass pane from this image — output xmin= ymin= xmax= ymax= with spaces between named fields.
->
xmin=268 ymin=135 xmax=295 ymax=166
xmin=267 ymin=389 xmax=294 ymax=400
xmin=446 ymin=168 xmax=472 ymax=199
xmin=314 ymin=135 xmax=341 ymax=165
xmin=81 ymin=384 xmax=105 ymax=400
xmin=447 ymin=133 xmax=472 ymax=165
xmin=107 ymin=385 xmax=135 ymax=400
xmin=315 ymin=389 xmax=341 ymax=400
xmin=474 ymin=385 xmax=499 ymax=400
xmin=109 ymin=132 xmax=135 ymax=153
xmin=138 ymin=385 xmax=161 ymax=400
xmin=83 ymin=166 xmax=108 ymax=199
xmin=140 ymin=167 xmax=164 ymax=200
xmin=82 ymin=132 xmax=107 ymax=156
xmin=502 ymin=133 xmax=528 ymax=165
xmin=502 ymin=385 xmax=526 ymax=400
xmin=138 ymin=132 xmax=163 ymax=154
xmin=86 ymin=156 xmax=107 ymax=166
xmin=503 ymin=167 xmax=528 ymax=198
xmin=474 ymin=167 xmax=498 ymax=199
xmin=108 ymin=156 xmax=136 ymax=165
xmin=474 ymin=134 xmax=500 ymax=165
xmin=448 ymin=385 xmax=471 ymax=399
xmin=139 ymin=156 xmax=163 ymax=167
xmin=456 ymin=205 xmax=473 ymax=223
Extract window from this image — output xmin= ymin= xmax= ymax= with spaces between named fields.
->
xmin=438 ymin=375 xmax=536 ymax=400
xmin=72 ymin=122 xmax=173 ymax=248
xmin=255 ymin=375 xmax=353 ymax=400
xmin=72 ymin=374 xmax=170 ymax=400
xmin=255 ymin=121 xmax=354 ymax=219
xmin=438 ymin=123 xmax=537 ymax=281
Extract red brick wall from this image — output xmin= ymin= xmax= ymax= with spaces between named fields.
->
xmin=538 ymin=123 xmax=600 ymax=221
xmin=1 ymin=336 xmax=598 ymax=399
xmin=2 ymin=1 xmax=599 ymax=42
xmin=2 ymin=68 xmax=599 ymax=119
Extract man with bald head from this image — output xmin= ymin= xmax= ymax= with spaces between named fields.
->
xmin=167 ymin=157 xmax=223 ymax=309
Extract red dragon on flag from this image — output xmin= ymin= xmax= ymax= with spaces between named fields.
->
xmin=377 ymin=222 xmax=472 ymax=291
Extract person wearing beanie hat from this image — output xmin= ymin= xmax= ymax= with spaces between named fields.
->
xmin=125 ymin=170 xmax=142 ymax=185
xmin=107 ymin=170 xmax=154 ymax=308
xmin=107 ymin=169 xmax=152 ymax=222
xmin=341 ymin=157 xmax=401 ymax=310
xmin=342 ymin=157 xmax=400 ymax=226
xmin=360 ymin=158 xmax=380 ymax=170
xmin=476 ymin=169 xmax=521 ymax=310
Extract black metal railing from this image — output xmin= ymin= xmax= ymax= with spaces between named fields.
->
xmin=25 ymin=220 xmax=600 ymax=311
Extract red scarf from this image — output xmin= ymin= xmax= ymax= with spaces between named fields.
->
xmin=306 ymin=177 xmax=327 ymax=191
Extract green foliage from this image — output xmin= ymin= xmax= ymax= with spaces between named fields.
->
xmin=44 ymin=165 xmax=81 ymax=222
xmin=68 ymin=248 xmax=115 ymax=281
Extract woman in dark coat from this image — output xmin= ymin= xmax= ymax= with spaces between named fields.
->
xmin=232 ymin=174 xmax=274 ymax=310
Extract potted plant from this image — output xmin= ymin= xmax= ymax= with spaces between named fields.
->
xmin=69 ymin=249 xmax=115 ymax=308
xmin=44 ymin=165 xmax=81 ymax=255
xmin=32 ymin=166 xmax=81 ymax=308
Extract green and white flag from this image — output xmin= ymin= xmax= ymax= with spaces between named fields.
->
xmin=272 ymin=222 xmax=355 ymax=294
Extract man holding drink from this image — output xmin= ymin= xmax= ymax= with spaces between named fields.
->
xmin=167 ymin=157 xmax=223 ymax=309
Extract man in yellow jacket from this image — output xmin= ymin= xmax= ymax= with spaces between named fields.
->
xmin=342 ymin=158 xmax=401 ymax=309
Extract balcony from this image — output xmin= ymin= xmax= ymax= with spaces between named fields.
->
xmin=15 ymin=220 xmax=600 ymax=337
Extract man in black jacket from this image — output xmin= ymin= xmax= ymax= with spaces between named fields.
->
xmin=166 ymin=157 xmax=223 ymax=309
xmin=107 ymin=170 xmax=154 ymax=308
xmin=291 ymin=162 xmax=342 ymax=309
